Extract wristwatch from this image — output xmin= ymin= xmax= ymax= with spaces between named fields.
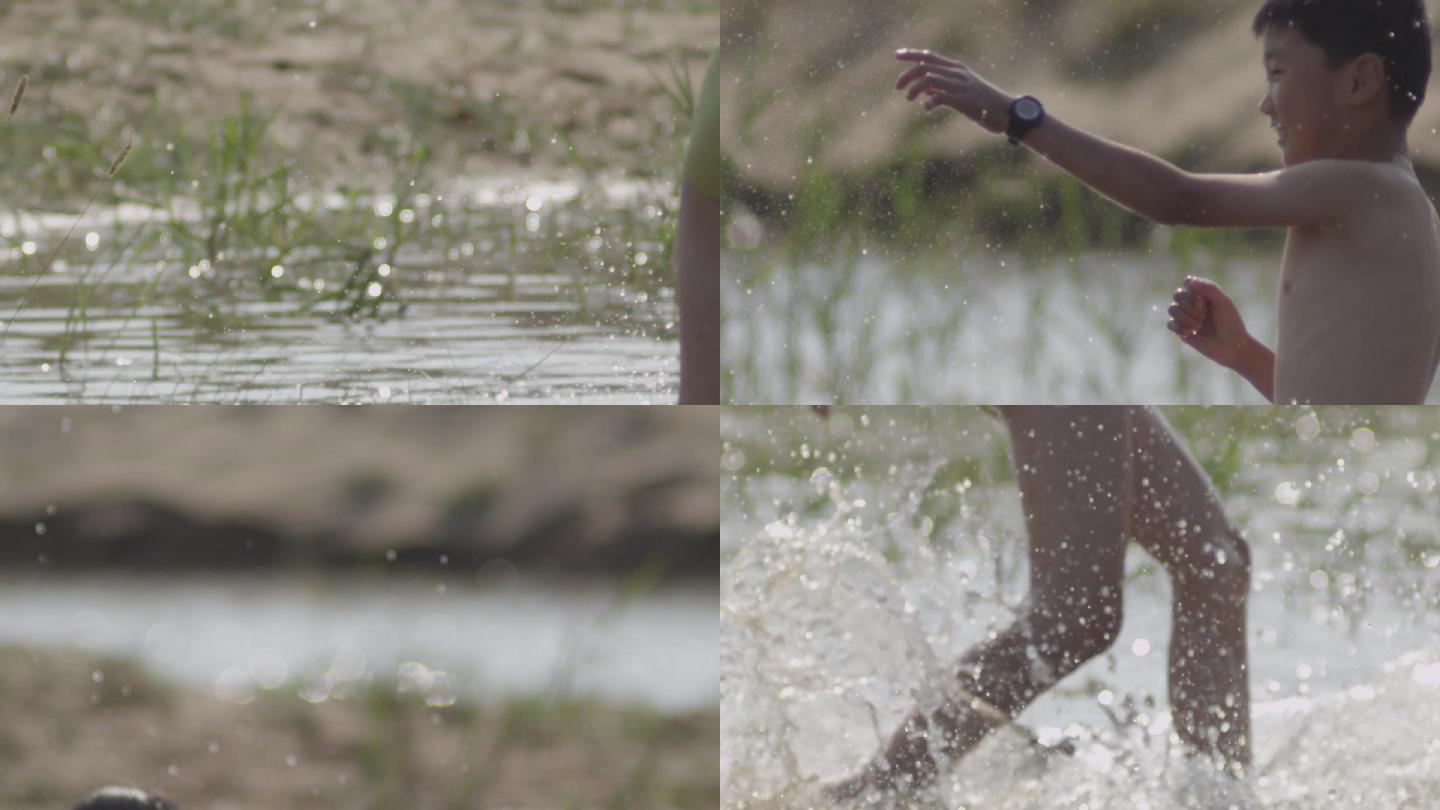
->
xmin=1006 ymin=96 xmax=1045 ymax=145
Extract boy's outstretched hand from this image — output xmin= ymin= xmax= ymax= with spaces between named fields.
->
xmin=1167 ymin=277 xmax=1248 ymax=367
xmin=894 ymin=50 xmax=1013 ymax=134
xmin=1168 ymin=277 xmax=1277 ymax=402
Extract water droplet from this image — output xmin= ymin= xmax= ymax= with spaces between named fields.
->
xmin=1274 ymin=481 xmax=1301 ymax=506
xmin=1295 ymin=412 xmax=1320 ymax=440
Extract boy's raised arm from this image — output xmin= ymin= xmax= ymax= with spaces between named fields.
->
xmin=895 ymin=50 xmax=1382 ymax=231
xmin=895 ymin=49 xmax=1188 ymax=225
xmin=1170 ymin=161 xmax=1382 ymax=229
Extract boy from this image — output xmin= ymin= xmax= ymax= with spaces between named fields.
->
xmin=894 ymin=0 xmax=1440 ymax=404
xmin=822 ymin=407 xmax=1253 ymax=803
xmin=678 ymin=51 xmax=720 ymax=404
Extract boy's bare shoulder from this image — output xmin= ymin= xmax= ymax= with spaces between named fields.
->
xmin=1310 ymin=158 xmax=1431 ymax=217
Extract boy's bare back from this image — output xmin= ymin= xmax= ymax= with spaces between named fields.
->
xmin=1274 ymin=159 xmax=1440 ymax=404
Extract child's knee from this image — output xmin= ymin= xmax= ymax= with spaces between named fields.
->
xmin=1177 ymin=525 xmax=1251 ymax=606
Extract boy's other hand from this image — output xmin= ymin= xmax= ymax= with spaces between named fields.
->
xmin=1167 ymin=277 xmax=1252 ymax=369
xmin=895 ymin=50 xmax=1013 ymax=135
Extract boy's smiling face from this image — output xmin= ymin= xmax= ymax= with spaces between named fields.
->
xmin=1259 ymin=25 xmax=1351 ymax=166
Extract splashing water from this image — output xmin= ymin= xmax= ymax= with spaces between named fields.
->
xmin=722 ymin=416 xmax=1440 ymax=810
xmin=722 ymin=512 xmax=943 ymax=806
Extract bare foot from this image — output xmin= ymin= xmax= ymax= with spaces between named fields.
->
xmin=822 ymin=710 xmax=941 ymax=802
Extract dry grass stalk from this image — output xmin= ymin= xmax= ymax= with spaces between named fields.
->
xmin=108 ymin=137 xmax=134 ymax=178
xmin=7 ymin=75 xmax=26 ymax=117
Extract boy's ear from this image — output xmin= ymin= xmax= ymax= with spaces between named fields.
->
xmin=1346 ymin=53 xmax=1387 ymax=108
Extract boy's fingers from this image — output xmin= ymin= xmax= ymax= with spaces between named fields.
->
xmin=896 ymin=49 xmax=963 ymax=69
xmin=1173 ymin=290 xmax=1206 ymax=319
xmin=895 ymin=64 xmax=932 ymax=90
xmin=1184 ymin=276 xmax=1231 ymax=306
xmin=906 ymin=75 xmax=965 ymax=102
xmin=1167 ymin=306 xmax=1202 ymax=333
xmin=1167 ymin=320 xmax=1201 ymax=342
xmin=896 ymin=64 xmax=968 ymax=91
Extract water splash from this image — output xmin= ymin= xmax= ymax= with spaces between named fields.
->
xmin=722 ymin=419 xmax=1440 ymax=809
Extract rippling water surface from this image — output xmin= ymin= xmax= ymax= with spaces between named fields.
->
xmin=0 ymin=178 xmax=678 ymax=403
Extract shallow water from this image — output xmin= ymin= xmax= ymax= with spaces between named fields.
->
xmin=724 ymin=250 xmax=1440 ymax=405
xmin=0 ymin=574 xmax=717 ymax=713
xmin=0 ymin=178 xmax=678 ymax=403
xmin=720 ymin=408 xmax=1440 ymax=808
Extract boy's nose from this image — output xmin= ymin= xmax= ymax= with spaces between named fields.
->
xmin=1258 ymin=93 xmax=1275 ymax=117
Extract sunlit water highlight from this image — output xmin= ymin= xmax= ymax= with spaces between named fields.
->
xmin=721 ymin=410 xmax=1440 ymax=808
xmin=0 ymin=177 xmax=678 ymax=403
xmin=0 ymin=574 xmax=717 ymax=713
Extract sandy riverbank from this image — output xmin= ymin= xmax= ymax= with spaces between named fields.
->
xmin=0 ymin=0 xmax=717 ymax=188
xmin=0 ymin=645 xmax=719 ymax=810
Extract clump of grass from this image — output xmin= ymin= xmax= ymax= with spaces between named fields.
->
xmin=0 ymin=61 xmax=685 ymax=398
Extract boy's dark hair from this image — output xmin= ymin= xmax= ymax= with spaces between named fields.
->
xmin=1253 ymin=0 xmax=1433 ymax=123
xmin=73 ymin=787 xmax=177 ymax=810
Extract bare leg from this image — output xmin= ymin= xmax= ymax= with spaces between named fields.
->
xmin=1126 ymin=409 xmax=1252 ymax=771
xmin=828 ymin=407 xmax=1132 ymax=799
xmin=826 ymin=407 xmax=1252 ymax=801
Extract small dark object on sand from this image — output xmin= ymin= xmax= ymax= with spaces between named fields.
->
xmin=73 ymin=787 xmax=177 ymax=810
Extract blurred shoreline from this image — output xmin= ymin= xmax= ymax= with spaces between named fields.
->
xmin=0 ymin=406 xmax=719 ymax=580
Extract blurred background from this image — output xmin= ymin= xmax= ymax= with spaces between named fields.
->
xmin=722 ymin=406 xmax=1440 ymax=808
xmin=0 ymin=0 xmax=717 ymax=403
xmin=721 ymin=0 xmax=1440 ymax=404
xmin=0 ymin=405 xmax=719 ymax=809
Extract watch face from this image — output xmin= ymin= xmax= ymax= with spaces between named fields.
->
xmin=1015 ymin=98 xmax=1041 ymax=122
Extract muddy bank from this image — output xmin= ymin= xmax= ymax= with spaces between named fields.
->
xmin=725 ymin=0 xmax=1440 ymax=194
xmin=0 ymin=645 xmax=719 ymax=810
xmin=0 ymin=0 xmax=717 ymax=189
xmin=0 ymin=407 xmax=718 ymax=577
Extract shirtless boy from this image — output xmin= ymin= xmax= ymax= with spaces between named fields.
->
xmin=892 ymin=0 xmax=1440 ymax=404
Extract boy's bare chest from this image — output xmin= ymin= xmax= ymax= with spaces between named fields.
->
xmin=1278 ymin=216 xmax=1432 ymax=300
xmin=1278 ymin=226 xmax=1358 ymax=302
